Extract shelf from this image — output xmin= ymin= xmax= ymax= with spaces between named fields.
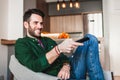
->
xmin=1 ymin=39 xmax=16 ymax=45
xmin=0 ymin=37 xmax=103 ymax=45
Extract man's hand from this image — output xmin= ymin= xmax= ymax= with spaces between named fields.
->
xmin=58 ymin=39 xmax=83 ymax=53
xmin=57 ymin=64 xmax=70 ymax=80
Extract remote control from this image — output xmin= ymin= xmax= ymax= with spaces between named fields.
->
xmin=76 ymin=37 xmax=89 ymax=43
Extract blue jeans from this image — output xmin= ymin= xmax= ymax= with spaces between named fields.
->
xmin=69 ymin=34 xmax=105 ymax=80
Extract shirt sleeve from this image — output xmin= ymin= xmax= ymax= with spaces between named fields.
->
xmin=59 ymin=53 xmax=70 ymax=65
xmin=15 ymin=38 xmax=50 ymax=72
xmin=45 ymin=37 xmax=70 ymax=65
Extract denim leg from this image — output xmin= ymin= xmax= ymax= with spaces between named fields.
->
xmin=69 ymin=43 xmax=88 ymax=80
xmin=85 ymin=34 xmax=105 ymax=80
xmin=69 ymin=34 xmax=104 ymax=80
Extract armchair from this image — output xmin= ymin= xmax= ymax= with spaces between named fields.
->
xmin=9 ymin=55 xmax=58 ymax=80
xmin=9 ymin=38 xmax=113 ymax=80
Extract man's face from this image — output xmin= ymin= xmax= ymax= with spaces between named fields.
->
xmin=24 ymin=14 xmax=44 ymax=38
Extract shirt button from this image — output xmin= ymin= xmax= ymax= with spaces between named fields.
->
xmin=51 ymin=46 xmax=54 ymax=48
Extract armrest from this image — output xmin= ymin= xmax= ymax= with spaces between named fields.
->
xmin=9 ymin=55 xmax=58 ymax=80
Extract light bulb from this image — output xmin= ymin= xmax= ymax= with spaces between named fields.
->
xmin=69 ymin=1 xmax=73 ymax=8
xmin=74 ymin=1 xmax=80 ymax=8
xmin=62 ymin=0 xmax=66 ymax=8
xmin=57 ymin=0 xmax=60 ymax=11
xmin=57 ymin=3 xmax=60 ymax=11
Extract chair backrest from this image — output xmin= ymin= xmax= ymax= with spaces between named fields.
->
xmin=9 ymin=55 xmax=58 ymax=80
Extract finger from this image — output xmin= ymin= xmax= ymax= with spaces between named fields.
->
xmin=64 ymin=71 xmax=68 ymax=79
xmin=73 ymin=42 xmax=84 ymax=46
xmin=65 ymin=72 xmax=70 ymax=80
xmin=70 ymin=39 xmax=84 ymax=45
xmin=57 ymin=72 xmax=62 ymax=79
xmin=66 ymin=47 xmax=73 ymax=51
xmin=61 ymin=73 xmax=65 ymax=80
xmin=66 ymin=49 xmax=72 ymax=53
xmin=60 ymin=70 xmax=67 ymax=79
xmin=64 ymin=71 xmax=68 ymax=80
xmin=66 ymin=73 xmax=70 ymax=80
xmin=68 ymin=73 xmax=70 ymax=79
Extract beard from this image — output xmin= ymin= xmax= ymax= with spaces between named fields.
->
xmin=28 ymin=25 xmax=41 ymax=39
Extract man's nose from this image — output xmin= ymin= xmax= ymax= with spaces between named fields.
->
xmin=38 ymin=23 xmax=43 ymax=28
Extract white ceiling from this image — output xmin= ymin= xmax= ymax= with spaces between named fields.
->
xmin=45 ymin=0 xmax=101 ymax=3
xmin=45 ymin=0 xmax=68 ymax=3
xmin=45 ymin=0 xmax=58 ymax=3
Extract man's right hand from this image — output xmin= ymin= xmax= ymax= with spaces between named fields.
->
xmin=58 ymin=39 xmax=83 ymax=53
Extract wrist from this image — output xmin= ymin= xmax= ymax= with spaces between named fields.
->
xmin=57 ymin=45 xmax=62 ymax=53
xmin=63 ymin=63 xmax=71 ymax=70
xmin=63 ymin=63 xmax=71 ymax=68
xmin=55 ymin=46 xmax=61 ymax=55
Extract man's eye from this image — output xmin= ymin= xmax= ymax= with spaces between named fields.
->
xmin=40 ymin=22 xmax=44 ymax=25
xmin=34 ymin=22 xmax=38 ymax=24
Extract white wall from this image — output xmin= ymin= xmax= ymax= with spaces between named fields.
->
xmin=0 ymin=0 xmax=9 ymax=80
xmin=0 ymin=0 xmax=37 ymax=79
xmin=103 ymin=0 xmax=120 ymax=76
xmin=7 ymin=0 xmax=23 ymax=40
xmin=0 ymin=0 xmax=23 ymax=80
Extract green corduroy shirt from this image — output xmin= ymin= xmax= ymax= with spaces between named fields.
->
xmin=15 ymin=36 xmax=70 ymax=76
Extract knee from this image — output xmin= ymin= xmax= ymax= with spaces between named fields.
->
xmin=84 ymin=34 xmax=98 ymax=43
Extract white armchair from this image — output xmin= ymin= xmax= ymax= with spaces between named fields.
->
xmin=9 ymin=55 xmax=58 ymax=80
xmin=9 ymin=37 xmax=113 ymax=80
xmin=9 ymin=55 xmax=113 ymax=80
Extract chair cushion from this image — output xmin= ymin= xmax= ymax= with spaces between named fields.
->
xmin=9 ymin=55 xmax=58 ymax=80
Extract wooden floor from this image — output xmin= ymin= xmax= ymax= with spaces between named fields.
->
xmin=114 ymin=76 xmax=120 ymax=80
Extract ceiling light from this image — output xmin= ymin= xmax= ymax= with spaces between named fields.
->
xmin=57 ymin=0 xmax=60 ymax=11
xmin=56 ymin=0 xmax=80 ymax=11
xmin=74 ymin=0 xmax=80 ymax=8
xmin=69 ymin=0 xmax=73 ymax=8
xmin=61 ymin=0 xmax=66 ymax=8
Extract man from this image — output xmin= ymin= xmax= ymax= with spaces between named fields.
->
xmin=15 ymin=8 xmax=104 ymax=80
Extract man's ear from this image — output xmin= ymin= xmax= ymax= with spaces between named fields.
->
xmin=24 ymin=21 xmax=29 ymax=29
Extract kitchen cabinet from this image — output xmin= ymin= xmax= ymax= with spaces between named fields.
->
xmin=50 ymin=15 xmax=83 ymax=33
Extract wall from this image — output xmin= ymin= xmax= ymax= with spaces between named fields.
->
xmin=7 ymin=0 xmax=23 ymax=40
xmin=0 ymin=1 xmax=9 ymax=80
xmin=7 ymin=0 xmax=37 ymax=80
xmin=0 ymin=0 xmax=23 ymax=80
xmin=103 ymin=0 xmax=120 ymax=76
xmin=24 ymin=0 xmax=36 ymax=12
xmin=0 ymin=0 xmax=36 ymax=79
xmin=23 ymin=0 xmax=37 ymax=36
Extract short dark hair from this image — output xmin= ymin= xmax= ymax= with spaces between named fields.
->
xmin=23 ymin=9 xmax=45 ymax=22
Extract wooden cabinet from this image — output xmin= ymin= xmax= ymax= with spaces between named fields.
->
xmin=50 ymin=15 xmax=83 ymax=33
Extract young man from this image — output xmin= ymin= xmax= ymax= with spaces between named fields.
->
xmin=15 ymin=9 xmax=104 ymax=80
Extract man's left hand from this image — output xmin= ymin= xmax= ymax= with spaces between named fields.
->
xmin=57 ymin=64 xmax=70 ymax=80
